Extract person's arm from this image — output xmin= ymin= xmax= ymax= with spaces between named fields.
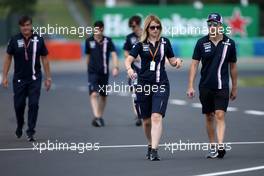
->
xmin=187 ymin=59 xmax=200 ymax=98
xmin=111 ymin=51 xmax=119 ymax=77
xmin=125 ymin=55 xmax=136 ymax=79
xmin=2 ymin=54 xmax=12 ymax=88
xmin=124 ymin=50 xmax=130 ymax=75
xmin=124 ymin=50 xmax=129 ymax=59
xmin=187 ymin=39 xmax=202 ymax=99
xmin=230 ymin=62 xmax=238 ymax=101
xmin=125 ymin=42 xmax=141 ymax=79
xmin=125 ymin=50 xmax=141 ymax=63
xmin=41 ymin=56 xmax=52 ymax=91
xmin=108 ymin=38 xmax=119 ymax=77
xmin=87 ymin=54 xmax=90 ymax=65
xmin=229 ymin=40 xmax=238 ymax=101
xmin=165 ymin=38 xmax=182 ymax=69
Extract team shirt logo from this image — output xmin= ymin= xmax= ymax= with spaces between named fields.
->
xmin=203 ymin=42 xmax=211 ymax=53
xmin=143 ymin=44 xmax=149 ymax=52
xmin=17 ymin=39 xmax=24 ymax=48
xmin=89 ymin=41 xmax=96 ymax=49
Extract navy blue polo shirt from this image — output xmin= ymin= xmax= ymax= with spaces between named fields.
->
xmin=129 ymin=37 xmax=174 ymax=84
xmin=85 ymin=35 xmax=116 ymax=75
xmin=193 ymin=34 xmax=237 ymax=89
xmin=6 ymin=33 xmax=48 ymax=80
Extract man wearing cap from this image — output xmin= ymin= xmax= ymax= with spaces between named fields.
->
xmin=187 ymin=13 xmax=238 ymax=158
xmin=2 ymin=15 xmax=52 ymax=142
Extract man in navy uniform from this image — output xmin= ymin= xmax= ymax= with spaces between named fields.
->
xmin=187 ymin=13 xmax=238 ymax=158
xmin=123 ymin=15 xmax=142 ymax=126
xmin=85 ymin=21 xmax=119 ymax=127
xmin=2 ymin=16 xmax=52 ymax=142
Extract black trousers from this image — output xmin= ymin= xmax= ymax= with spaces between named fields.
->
xmin=13 ymin=77 xmax=42 ymax=136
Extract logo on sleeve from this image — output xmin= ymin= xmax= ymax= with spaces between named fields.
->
xmin=130 ymin=37 xmax=137 ymax=45
xmin=17 ymin=39 xmax=24 ymax=48
xmin=203 ymin=42 xmax=211 ymax=53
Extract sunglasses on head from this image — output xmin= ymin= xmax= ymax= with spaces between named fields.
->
xmin=149 ymin=25 xmax=161 ymax=30
xmin=207 ymin=21 xmax=220 ymax=27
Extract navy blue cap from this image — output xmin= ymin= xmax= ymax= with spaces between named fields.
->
xmin=207 ymin=13 xmax=223 ymax=24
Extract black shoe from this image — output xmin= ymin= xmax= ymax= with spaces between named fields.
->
xmin=15 ymin=128 xmax=23 ymax=139
xmin=99 ymin=118 xmax=105 ymax=127
xmin=146 ymin=145 xmax=152 ymax=160
xmin=217 ymin=148 xmax=226 ymax=159
xmin=92 ymin=118 xmax=102 ymax=127
xmin=135 ymin=118 xmax=142 ymax=126
xmin=206 ymin=148 xmax=218 ymax=159
xmin=150 ymin=149 xmax=160 ymax=161
xmin=27 ymin=136 xmax=36 ymax=142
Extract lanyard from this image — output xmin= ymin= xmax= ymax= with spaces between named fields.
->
xmin=24 ymin=39 xmax=31 ymax=61
xmin=149 ymin=42 xmax=160 ymax=61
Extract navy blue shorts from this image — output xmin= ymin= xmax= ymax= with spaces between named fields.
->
xmin=134 ymin=80 xmax=170 ymax=119
xmin=199 ymin=87 xmax=229 ymax=114
xmin=88 ymin=73 xmax=109 ymax=97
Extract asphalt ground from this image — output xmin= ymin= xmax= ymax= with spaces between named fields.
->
xmin=0 ymin=67 xmax=264 ymax=176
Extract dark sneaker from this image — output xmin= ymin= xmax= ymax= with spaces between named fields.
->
xmin=206 ymin=148 xmax=218 ymax=159
xmin=27 ymin=136 xmax=36 ymax=142
xmin=99 ymin=118 xmax=105 ymax=127
xmin=146 ymin=145 xmax=152 ymax=160
xmin=15 ymin=128 xmax=23 ymax=139
xmin=135 ymin=118 xmax=142 ymax=126
xmin=217 ymin=147 xmax=226 ymax=159
xmin=150 ymin=149 xmax=160 ymax=161
xmin=92 ymin=118 xmax=102 ymax=127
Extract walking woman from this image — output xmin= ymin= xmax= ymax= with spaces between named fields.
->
xmin=125 ymin=15 xmax=182 ymax=161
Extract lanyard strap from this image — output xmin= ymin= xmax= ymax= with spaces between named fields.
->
xmin=149 ymin=42 xmax=160 ymax=61
xmin=24 ymin=39 xmax=31 ymax=61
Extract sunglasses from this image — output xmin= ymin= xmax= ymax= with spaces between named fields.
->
xmin=207 ymin=21 xmax=219 ymax=27
xmin=149 ymin=25 xmax=161 ymax=30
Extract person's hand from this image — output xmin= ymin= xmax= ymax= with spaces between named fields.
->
xmin=1 ymin=76 xmax=8 ymax=88
xmin=174 ymin=58 xmax=183 ymax=69
xmin=127 ymin=68 xmax=136 ymax=80
xmin=112 ymin=67 xmax=119 ymax=77
xmin=45 ymin=78 xmax=52 ymax=91
xmin=230 ymin=87 xmax=237 ymax=101
xmin=187 ymin=87 xmax=195 ymax=99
